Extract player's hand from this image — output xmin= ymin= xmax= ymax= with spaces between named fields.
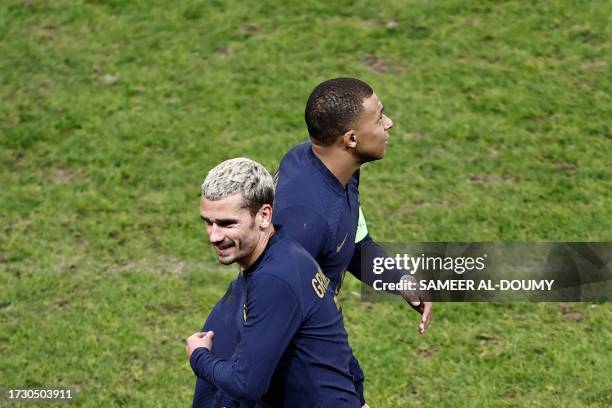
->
xmin=411 ymin=300 xmax=432 ymax=335
xmin=361 ymin=404 xmax=370 ymax=408
xmin=399 ymin=274 xmax=433 ymax=334
xmin=185 ymin=331 xmax=215 ymax=358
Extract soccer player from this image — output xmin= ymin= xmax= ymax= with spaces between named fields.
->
xmin=186 ymin=158 xmax=361 ymax=407
xmin=272 ymin=77 xmax=433 ymax=406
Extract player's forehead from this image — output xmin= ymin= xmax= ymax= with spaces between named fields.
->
xmin=200 ymin=193 xmax=248 ymax=220
xmin=361 ymin=92 xmax=383 ymax=116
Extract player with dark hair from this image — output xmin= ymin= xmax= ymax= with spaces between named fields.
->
xmin=273 ymin=77 xmax=433 ymax=406
xmin=304 ymin=78 xmax=375 ymax=146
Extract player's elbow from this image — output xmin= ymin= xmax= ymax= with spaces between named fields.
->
xmin=229 ymin=376 xmax=267 ymax=401
xmin=233 ymin=383 xmax=266 ymax=401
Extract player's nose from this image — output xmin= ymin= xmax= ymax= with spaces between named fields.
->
xmin=383 ymin=114 xmax=393 ymax=130
xmin=208 ymin=224 xmax=224 ymax=244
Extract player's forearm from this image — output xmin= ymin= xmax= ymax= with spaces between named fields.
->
xmin=189 ymin=348 xmax=266 ymax=401
xmin=347 ymin=236 xmax=406 ymax=295
xmin=348 ymin=354 xmax=366 ymax=405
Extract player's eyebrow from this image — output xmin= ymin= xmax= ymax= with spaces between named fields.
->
xmin=200 ymin=215 xmax=238 ymax=225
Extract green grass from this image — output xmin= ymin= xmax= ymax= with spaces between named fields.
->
xmin=1 ymin=0 xmax=610 ymax=406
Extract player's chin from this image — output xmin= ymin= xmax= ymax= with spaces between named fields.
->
xmin=357 ymin=150 xmax=385 ymax=165
xmin=216 ymin=253 xmax=236 ymax=265
xmin=373 ymin=147 xmax=387 ymax=160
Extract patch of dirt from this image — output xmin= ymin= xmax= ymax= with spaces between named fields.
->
xmin=215 ymin=46 xmax=233 ymax=56
xmin=51 ymin=167 xmax=79 ymax=184
xmin=92 ymin=64 xmax=119 ymax=85
xmin=362 ymin=53 xmax=389 ymax=73
xmin=239 ymin=21 xmax=259 ymax=35
xmin=363 ymin=53 xmax=407 ymax=74
xmin=581 ymin=59 xmax=608 ymax=72
xmin=50 ymin=296 xmax=69 ymax=308
xmin=560 ymin=304 xmax=584 ymax=321
xmin=358 ymin=18 xmax=378 ymax=28
xmin=553 ymin=162 xmax=577 ymax=176
xmin=101 ymin=74 xmax=119 ymax=85
xmin=416 ymin=347 xmax=434 ymax=357
xmin=476 ymin=333 xmax=498 ymax=340
xmin=74 ymin=379 xmax=91 ymax=387
xmin=386 ymin=19 xmax=398 ymax=29
xmin=475 ymin=332 xmax=504 ymax=347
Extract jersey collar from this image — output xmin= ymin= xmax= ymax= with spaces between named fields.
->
xmin=242 ymin=225 xmax=284 ymax=277
xmin=306 ymin=141 xmax=347 ymax=196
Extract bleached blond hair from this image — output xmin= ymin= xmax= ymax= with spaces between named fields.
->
xmin=202 ymin=157 xmax=274 ymax=214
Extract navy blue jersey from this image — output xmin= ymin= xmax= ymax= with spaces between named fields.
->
xmin=272 ymin=141 xmax=407 ymax=404
xmin=273 ymin=141 xmax=360 ymax=292
xmin=190 ymin=229 xmax=360 ymax=408
xmin=273 ymin=141 xmax=405 ymax=292
xmin=192 ymin=279 xmax=246 ymax=408
xmin=192 ymin=141 xmax=404 ymax=407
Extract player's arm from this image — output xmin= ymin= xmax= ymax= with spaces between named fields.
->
xmin=192 ymin=280 xmax=243 ymax=408
xmin=187 ymin=274 xmax=301 ymax=401
xmin=275 ymin=205 xmax=371 ymax=403
xmin=347 ymin=208 xmax=432 ymax=334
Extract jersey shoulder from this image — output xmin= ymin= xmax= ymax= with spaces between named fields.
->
xmin=254 ymin=233 xmax=323 ymax=301
xmin=259 ymin=233 xmax=318 ymax=279
xmin=276 ymin=142 xmax=328 ymax=213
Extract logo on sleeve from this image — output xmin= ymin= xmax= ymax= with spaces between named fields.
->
xmin=243 ymin=303 xmax=248 ymax=321
xmin=311 ymin=268 xmax=330 ymax=298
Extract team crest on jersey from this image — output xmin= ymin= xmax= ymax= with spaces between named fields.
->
xmin=311 ymin=266 xmax=330 ymax=298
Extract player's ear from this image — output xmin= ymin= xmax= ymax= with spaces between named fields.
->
xmin=341 ymin=129 xmax=357 ymax=149
xmin=258 ymin=204 xmax=273 ymax=228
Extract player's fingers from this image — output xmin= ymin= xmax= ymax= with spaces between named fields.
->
xmin=186 ymin=332 xmax=201 ymax=341
xmin=205 ymin=330 xmax=215 ymax=339
xmin=419 ymin=302 xmax=433 ymax=334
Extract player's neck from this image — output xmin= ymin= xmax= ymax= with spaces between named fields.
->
xmin=239 ymin=226 xmax=276 ymax=270
xmin=311 ymin=143 xmax=360 ymax=188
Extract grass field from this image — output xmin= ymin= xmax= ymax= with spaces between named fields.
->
xmin=1 ymin=0 xmax=611 ymax=406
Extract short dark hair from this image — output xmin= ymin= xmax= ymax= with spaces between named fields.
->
xmin=305 ymin=77 xmax=374 ymax=146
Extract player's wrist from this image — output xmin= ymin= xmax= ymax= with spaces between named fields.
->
xmin=189 ymin=345 xmax=211 ymax=360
